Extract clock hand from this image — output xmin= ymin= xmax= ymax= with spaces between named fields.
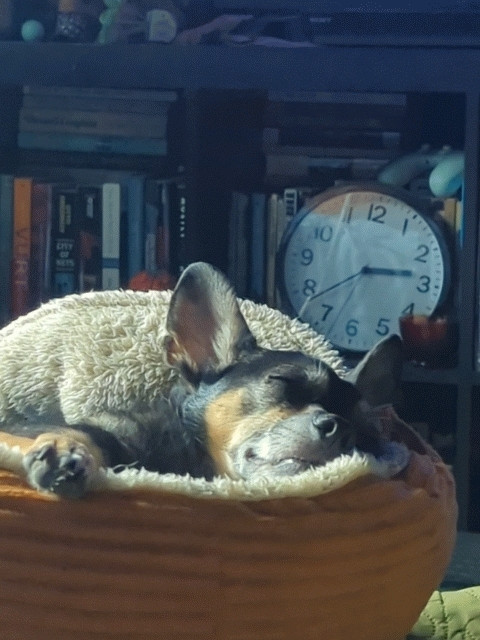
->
xmin=325 ymin=272 xmax=362 ymax=339
xmin=362 ymin=267 xmax=413 ymax=277
xmin=298 ymin=266 xmax=367 ymax=319
xmin=306 ymin=267 xmax=366 ymax=301
xmin=299 ymin=266 xmax=413 ymax=318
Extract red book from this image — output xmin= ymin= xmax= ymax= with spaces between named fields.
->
xmin=29 ymin=181 xmax=53 ymax=310
xmin=10 ymin=177 xmax=32 ymax=319
xmin=77 ymin=185 xmax=102 ymax=292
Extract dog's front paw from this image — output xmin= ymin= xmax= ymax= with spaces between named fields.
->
xmin=23 ymin=430 xmax=104 ymax=498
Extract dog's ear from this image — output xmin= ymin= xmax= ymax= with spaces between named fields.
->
xmin=344 ymin=335 xmax=404 ymax=407
xmin=165 ymin=262 xmax=257 ymax=376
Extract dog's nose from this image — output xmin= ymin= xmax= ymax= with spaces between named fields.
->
xmin=311 ymin=412 xmax=338 ymax=438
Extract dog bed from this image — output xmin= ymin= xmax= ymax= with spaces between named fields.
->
xmin=0 ymin=296 xmax=457 ymax=640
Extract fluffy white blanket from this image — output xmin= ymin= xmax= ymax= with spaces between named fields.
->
xmin=0 ymin=289 xmax=409 ymax=498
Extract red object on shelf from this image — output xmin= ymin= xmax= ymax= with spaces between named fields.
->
xmin=127 ymin=269 xmax=176 ymax=292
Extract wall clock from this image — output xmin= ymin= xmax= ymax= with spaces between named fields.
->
xmin=277 ymin=183 xmax=451 ymax=353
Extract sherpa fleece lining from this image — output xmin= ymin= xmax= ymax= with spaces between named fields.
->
xmin=0 ymin=438 xmax=410 ymax=501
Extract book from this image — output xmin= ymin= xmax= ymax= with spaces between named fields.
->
xmin=144 ymin=178 xmax=160 ymax=275
xmin=102 ymin=182 xmax=122 ymax=290
xmin=143 ymin=177 xmax=179 ymax=277
xmin=169 ymin=177 xmax=189 ymax=276
xmin=23 ymin=85 xmax=178 ymax=103
xmin=126 ymin=175 xmax=146 ymax=281
xmin=0 ymin=174 xmax=13 ymax=325
xmin=50 ymin=184 xmax=78 ymax=298
xmin=227 ymin=191 xmax=249 ymax=298
xmin=10 ymin=177 xmax=33 ymax=319
xmin=156 ymin=180 xmax=172 ymax=273
xmin=19 ymin=107 xmax=168 ymax=139
xmin=264 ymin=98 xmax=406 ymax=132
xmin=267 ymin=91 xmax=407 ymax=106
xmin=17 ymin=131 xmax=168 ymax=156
xmin=22 ymin=93 xmax=172 ymax=116
xmin=249 ymin=192 xmax=266 ymax=302
xmin=29 ymin=181 xmax=53 ymax=309
xmin=265 ymin=192 xmax=280 ymax=309
xmin=77 ymin=185 xmax=102 ymax=292
xmin=263 ymin=126 xmax=400 ymax=151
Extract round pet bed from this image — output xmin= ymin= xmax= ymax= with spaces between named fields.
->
xmin=0 ymin=299 xmax=457 ymax=640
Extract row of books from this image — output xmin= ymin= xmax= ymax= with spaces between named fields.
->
xmin=0 ymin=169 xmax=188 ymax=326
xmin=228 ymin=186 xmax=317 ymax=308
xmin=17 ymin=85 xmax=178 ymax=157
xmin=263 ymin=90 xmax=407 ymax=188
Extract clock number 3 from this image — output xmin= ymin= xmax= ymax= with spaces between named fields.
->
xmin=417 ymin=275 xmax=431 ymax=293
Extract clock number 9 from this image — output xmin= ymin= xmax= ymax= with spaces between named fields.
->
xmin=300 ymin=248 xmax=313 ymax=266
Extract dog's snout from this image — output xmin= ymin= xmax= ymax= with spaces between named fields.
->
xmin=311 ymin=412 xmax=338 ymax=438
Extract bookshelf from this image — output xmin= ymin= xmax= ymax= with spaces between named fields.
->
xmin=0 ymin=41 xmax=478 ymax=529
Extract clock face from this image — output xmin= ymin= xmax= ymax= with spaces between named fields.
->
xmin=278 ymin=186 xmax=450 ymax=353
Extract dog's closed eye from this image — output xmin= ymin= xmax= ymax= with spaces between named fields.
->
xmin=266 ymin=367 xmax=321 ymax=408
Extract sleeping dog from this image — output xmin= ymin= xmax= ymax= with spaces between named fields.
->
xmin=11 ymin=262 xmax=403 ymax=497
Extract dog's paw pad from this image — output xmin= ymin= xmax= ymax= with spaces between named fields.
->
xmin=24 ymin=433 xmax=102 ymax=498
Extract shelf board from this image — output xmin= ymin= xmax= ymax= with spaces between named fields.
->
xmin=401 ymin=363 xmax=460 ymax=385
xmin=1 ymin=41 xmax=480 ymax=92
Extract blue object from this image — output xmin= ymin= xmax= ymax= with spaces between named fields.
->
xmin=21 ymin=20 xmax=45 ymax=42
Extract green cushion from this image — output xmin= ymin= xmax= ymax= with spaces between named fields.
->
xmin=410 ymin=587 xmax=480 ymax=639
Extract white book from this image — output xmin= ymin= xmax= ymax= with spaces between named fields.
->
xmin=102 ymin=183 xmax=121 ymax=290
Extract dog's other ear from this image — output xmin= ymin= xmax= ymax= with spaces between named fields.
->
xmin=165 ymin=262 xmax=257 ymax=376
xmin=345 ymin=335 xmax=404 ymax=407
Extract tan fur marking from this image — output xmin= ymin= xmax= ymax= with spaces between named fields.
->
xmin=205 ymin=392 xmax=299 ymax=477
xmin=26 ymin=429 xmax=105 ymax=469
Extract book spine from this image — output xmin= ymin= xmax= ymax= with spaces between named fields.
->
xmin=126 ymin=175 xmax=145 ymax=280
xmin=0 ymin=174 xmax=13 ymax=325
xmin=29 ymin=182 xmax=52 ymax=309
xmin=23 ymin=85 xmax=178 ymax=103
xmin=144 ymin=178 xmax=160 ymax=274
xmin=169 ymin=178 xmax=188 ymax=276
xmin=265 ymin=192 xmax=279 ymax=309
xmin=249 ymin=192 xmax=266 ymax=302
xmin=50 ymin=185 xmax=78 ymax=298
xmin=157 ymin=180 xmax=171 ymax=273
xmin=102 ymin=183 xmax=121 ymax=290
xmin=10 ymin=177 xmax=33 ymax=319
xmin=227 ymin=191 xmax=249 ymax=297
xmin=19 ymin=107 xmax=168 ymax=138
xmin=77 ymin=185 xmax=102 ymax=292
xmin=17 ymin=131 xmax=168 ymax=156
xmin=22 ymin=93 xmax=171 ymax=116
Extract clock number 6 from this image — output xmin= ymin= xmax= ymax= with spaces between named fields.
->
xmin=346 ymin=319 xmax=359 ymax=337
